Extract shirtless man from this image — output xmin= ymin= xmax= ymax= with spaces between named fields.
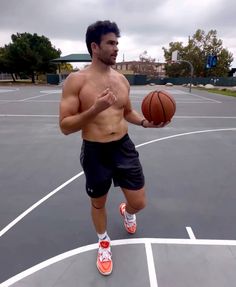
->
xmin=59 ymin=20 xmax=168 ymax=276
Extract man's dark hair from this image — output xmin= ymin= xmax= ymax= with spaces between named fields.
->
xmin=86 ymin=20 xmax=120 ymax=56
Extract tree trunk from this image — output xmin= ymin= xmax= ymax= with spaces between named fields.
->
xmin=11 ymin=73 xmax=16 ymax=82
xmin=31 ymin=72 xmax=35 ymax=83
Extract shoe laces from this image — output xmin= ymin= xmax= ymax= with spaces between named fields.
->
xmin=125 ymin=214 xmax=136 ymax=227
xmin=98 ymin=241 xmax=112 ymax=262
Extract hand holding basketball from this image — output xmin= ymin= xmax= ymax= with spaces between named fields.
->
xmin=141 ymin=118 xmax=170 ymax=128
xmin=141 ymin=90 xmax=176 ymax=126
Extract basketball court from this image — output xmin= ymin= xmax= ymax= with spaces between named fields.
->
xmin=0 ymin=84 xmax=236 ymax=286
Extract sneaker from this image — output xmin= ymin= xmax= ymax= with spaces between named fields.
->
xmin=97 ymin=240 xmax=113 ymax=275
xmin=119 ymin=203 xmax=137 ymax=234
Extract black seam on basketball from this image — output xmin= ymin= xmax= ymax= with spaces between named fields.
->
xmin=163 ymin=92 xmax=176 ymax=112
xmin=157 ymin=91 xmax=166 ymax=122
xmin=149 ymin=91 xmax=156 ymax=122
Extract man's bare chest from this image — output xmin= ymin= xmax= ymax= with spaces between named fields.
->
xmin=79 ymin=80 xmax=128 ymax=109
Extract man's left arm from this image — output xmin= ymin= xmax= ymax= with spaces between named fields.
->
xmin=122 ymin=76 xmax=169 ymax=128
xmin=124 ymin=98 xmax=169 ymax=128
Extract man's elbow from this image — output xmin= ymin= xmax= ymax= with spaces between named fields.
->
xmin=59 ymin=126 xmax=70 ymax=135
xmin=59 ymin=121 xmax=71 ymax=135
xmin=62 ymin=130 xmax=71 ymax=136
xmin=59 ymin=124 xmax=80 ymax=135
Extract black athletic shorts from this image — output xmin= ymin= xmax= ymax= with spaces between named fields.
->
xmin=80 ymin=134 xmax=145 ymax=198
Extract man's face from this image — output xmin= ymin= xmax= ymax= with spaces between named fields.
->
xmin=95 ymin=32 xmax=119 ymax=65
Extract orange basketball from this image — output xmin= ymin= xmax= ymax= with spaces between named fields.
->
xmin=141 ymin=90 xmax=176 ymax=124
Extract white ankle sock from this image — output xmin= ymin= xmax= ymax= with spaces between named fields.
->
xmin=97 ymin=231 xmax=110 ymax=241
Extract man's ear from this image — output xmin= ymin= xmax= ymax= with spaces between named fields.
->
xmin=91 ymin=42 xmax=98 ymax=54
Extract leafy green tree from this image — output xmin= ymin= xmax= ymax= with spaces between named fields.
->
xmin=60 ymin=63 xmax=73 ymax=72
xmin=0 ymin=33 xmax=61 ymax=83
xmin=163 ymin=29 xmax=233 ymax=77
xmin=0 ymin=47 xmax=16 ymax=80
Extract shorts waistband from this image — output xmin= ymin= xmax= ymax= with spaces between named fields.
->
xmin=83 ymin=134 xmax=129 ymax=146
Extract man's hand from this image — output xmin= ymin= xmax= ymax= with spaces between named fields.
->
xmin=142 ymin=119 xmax=170 ymax=128
xmin=94 ymin=88 xmax=117 ymax=113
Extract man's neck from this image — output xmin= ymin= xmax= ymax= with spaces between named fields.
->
xmin=90 ymin=58 xmax=113 ymax=74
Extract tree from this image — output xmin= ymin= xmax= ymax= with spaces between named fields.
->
xmin=0 ymin=33 xmax=61 ymax=83
xmin=60 ymin=63 xmax=74 ymax=72
xmin=162 ymin=29 xmax=234 ymax=77
xmin=0 ymin=47 xmax=16 ymax=80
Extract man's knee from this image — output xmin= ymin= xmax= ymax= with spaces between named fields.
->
xmin=91 ymin=201 xmax=105 ymax=210
xmin=128 ymin=196 xmax=146 ymax=212
xmin=90 ymin=194 xmax=107 ymax=210
xmin=123 ymin=187 xmax=146 ymax=211
xmin=133 ymin=198 xmax=146 ymax=211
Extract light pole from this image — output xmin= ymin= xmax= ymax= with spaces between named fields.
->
xmin=178 ymin=60 xmax=194 ymax=93
xmin=171 ymin=50 xmax=194 ymax=93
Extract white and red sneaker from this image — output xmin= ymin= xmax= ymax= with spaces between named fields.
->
xmin=119 ymin=202 xmax=137 ymax=234
xmin=96 ymin=240 xmax=113 ymax=275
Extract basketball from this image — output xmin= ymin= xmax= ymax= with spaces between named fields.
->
xmin=141 ymin=90 xmax=176 ymax=124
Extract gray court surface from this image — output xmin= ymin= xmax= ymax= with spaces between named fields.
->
xmin=0 ymin=84 xmax=236 ymax=286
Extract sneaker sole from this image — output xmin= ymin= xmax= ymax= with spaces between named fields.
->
xmin=96 ymin=262 xmax=113 ymax=276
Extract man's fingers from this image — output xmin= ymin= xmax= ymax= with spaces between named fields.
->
xmin=98 ymin=88 xmax=110 ymax=98
xmin=146 ymin=120 xmax=171 ymax=128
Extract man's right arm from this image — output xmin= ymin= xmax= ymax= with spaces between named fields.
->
xmin=59 ymin=73 xmax=97 ymax=135
xmin=59 ymin=73 xmax=117 ymax=135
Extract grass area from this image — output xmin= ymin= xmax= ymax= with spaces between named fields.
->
xmin=196 ymin=88 xmax=236 ymax=98
xmin=207 ymin=89 xmax=236 ymax=97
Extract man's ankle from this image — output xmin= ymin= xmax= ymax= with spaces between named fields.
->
xmin=97 ymin=231 xmax=110 ymax=242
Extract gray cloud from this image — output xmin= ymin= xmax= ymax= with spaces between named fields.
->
xmin=0 ymin=0 xmax=235 ymax=65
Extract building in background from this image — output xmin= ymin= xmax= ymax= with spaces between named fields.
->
xmin=113 ymin=61 xmax=166 ymax=78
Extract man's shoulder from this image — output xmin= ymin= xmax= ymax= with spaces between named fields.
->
xmin=112 ymin=69 xmax=129 ymax=86
xmin=67 ymin=70 xmax=87 ymax=80
xmin=64 ymin=70 xmax=88 ymax=86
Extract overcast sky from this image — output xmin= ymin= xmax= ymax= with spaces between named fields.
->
xmin=1 ymin=0 xmax=236 ymax=68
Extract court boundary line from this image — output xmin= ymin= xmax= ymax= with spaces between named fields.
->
xmin=0 ymin=114 xmax=58 ymax=117
xmin=1 ymin=128 xmax=236 ymax=239
xmin=19 ymin=92 xmax=52 ymax=102
xmin=174 ymin=89 xmax=221 ymax=103
xmin=145 ymin=241 xmax=158 ymax=287
xmin=2 ymin=237 xmax=236 ymax=287
xmin=186 ymin=227 xmax=196 ymax=240
xmin=1 ymin=114 xmax=236 ymax=119
xmin=0 ymin=172 xmax=84 ymax=238
xmin=1 ymin=128 xmax=236 ymax=286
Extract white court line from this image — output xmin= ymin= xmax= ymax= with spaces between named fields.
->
xmin=0 ymin=88 xmax=19 ymax=93
xmin=1 ymin=128 xmax=236 ymax=285
xmin=132 ymin=100 xmax=220 ymax=104
xmin=24 ymin=100 xmax=60 ymax=103
xmin=2 ymin=115 xmax=236 ymax=119
xmin=145 ymin=242 xmax=158 ymax=287
xmin=0 ymin=114 xmax=58 ymax=117
xmin=20 ymin=93 xmax=52 ymax=102
xmin=174 ymin=89 xmax=221 ymax=103
xmin=40 ymin=90 xmax=62 ymax=94
xmin=135 ymin=128 xmax=236 ymax=148
xmin=1 ymin=128 xmax=236 ymax=238
xmin=188 ymin=93 xmax=221 ymax=103
xmin=0 ymin=172 xmax=84 ymax=238
xmin=186 ymin=226 xmax=196 ymax=240
xmin=0 ymin=100 xmax=60 ymax=103
xmin=175 ymin=116 xmax=236 ymax=119
xmin=2 ymin=237 xmax=236 ymax=287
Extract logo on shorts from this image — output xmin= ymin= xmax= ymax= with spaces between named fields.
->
xmin=88 ymin=188 xmax=93 ymax=193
